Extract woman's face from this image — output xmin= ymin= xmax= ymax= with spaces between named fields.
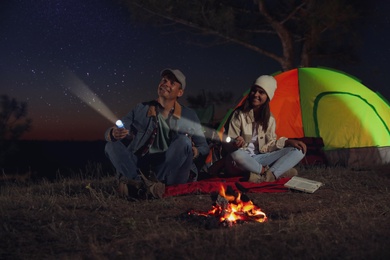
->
xmin=249 ymin=85 xmax=268 ymax=108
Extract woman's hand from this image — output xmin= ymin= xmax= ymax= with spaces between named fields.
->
xmin=112 ymin=127 xmax=129 ymax=140
xmin=285 ymin=139 xmax=307 ymax=154
xmin=233 ymin=136 xmax=246 ymax=148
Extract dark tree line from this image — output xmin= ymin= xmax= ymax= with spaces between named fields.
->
xmin=0 ymin=95 xmax=32 ymax=164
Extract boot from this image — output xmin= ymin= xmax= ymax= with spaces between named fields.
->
xmin=248 ymin=172 xmax=265 ymax=183
xmin=280 ymin=168 xmax=298 ymax=178
xmin=264 ymin=169 xmax=276 ymax=182
xmin=248 ymin=164 xmax=274 ymax=183
xmin=118 ymin=181 xmax=129 ymax=197
xmin=139 ymin=170 xmax=165 ymax=199
xmin=118 ymin=179 xmax=147 ymax=200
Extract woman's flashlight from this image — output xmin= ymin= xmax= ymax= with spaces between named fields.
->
xmin=116 ymin=120 xmax=124 ymax=129
xmin=226 ymin=136 xmax=239 ymax=143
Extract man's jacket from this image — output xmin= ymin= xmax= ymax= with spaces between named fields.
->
xmin=105 ymin=100 xmax=210 ymax=158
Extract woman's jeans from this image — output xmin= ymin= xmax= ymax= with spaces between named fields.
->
xmin=105 ymin=135 xmax=193 ymax=185
xmin=225 ymin=147 xmax=305 ymax=178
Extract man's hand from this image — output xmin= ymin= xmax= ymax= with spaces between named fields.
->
xmin=285 ymin=139 xmax=307 ymax=154
xmin=112 ymin=127 xmax=129 ymax=140
xmin=192 ymin=142 xmax=199 ymax=159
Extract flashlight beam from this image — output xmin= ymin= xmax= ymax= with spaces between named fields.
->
xmin=173 ymin=117 xmax=231 ymax=144
xmin=65 ymin=71 xmax=117 ymax=124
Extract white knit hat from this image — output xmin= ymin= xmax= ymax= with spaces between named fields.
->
xmin=254 ymin=75 xmax=277 ymax=100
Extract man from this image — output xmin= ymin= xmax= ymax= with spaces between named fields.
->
xmin=104 ymin=68 xmax=209 ymax=199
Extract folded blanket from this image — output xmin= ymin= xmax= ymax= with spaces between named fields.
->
xmin=164 ymin=177 xmax=290 ymax=197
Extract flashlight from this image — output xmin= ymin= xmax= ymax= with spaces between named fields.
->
xmin=226 ymin=136 xmax=240 ymax=143
xmin=115 ymin=120 xmax=124 ymax=129
xmin=183 ymin=128 xmax=194 ymax=138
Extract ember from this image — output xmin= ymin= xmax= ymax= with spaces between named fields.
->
xmin=185 ymin=185 xmax=267 ymax=228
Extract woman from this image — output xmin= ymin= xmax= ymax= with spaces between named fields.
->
xmin=224 ymin=75 xmax=307 ymax=183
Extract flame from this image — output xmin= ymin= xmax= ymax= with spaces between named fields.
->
xmin=192 ymin=184 xmax=267 ymax=226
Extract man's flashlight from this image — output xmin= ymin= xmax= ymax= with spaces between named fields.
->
xmin=116 ymin=120 xmax=124 ymax=129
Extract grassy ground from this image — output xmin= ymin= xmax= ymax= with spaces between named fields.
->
xmin=1 ymin=164 xmax=390 ymax=259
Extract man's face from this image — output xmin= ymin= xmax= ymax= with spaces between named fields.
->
xmin=157 ymin=74 xmax=184 ymax=100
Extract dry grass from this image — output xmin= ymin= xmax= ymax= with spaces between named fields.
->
xmin=1 ymin=164 xmax=390 ymax=259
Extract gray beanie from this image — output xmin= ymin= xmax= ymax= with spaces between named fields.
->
xmin=161 ymin=68 xmax=186 ymax=89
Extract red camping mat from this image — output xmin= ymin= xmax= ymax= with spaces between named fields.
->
xmin=164 ymin=177 xmax=290 ymax=197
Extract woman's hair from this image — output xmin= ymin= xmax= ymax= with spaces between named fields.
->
xmin=236 ymin=86 xmax=271 ymax=131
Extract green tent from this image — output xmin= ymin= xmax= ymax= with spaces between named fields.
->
xmin=218 ymin=67 xmax=390 ymax=168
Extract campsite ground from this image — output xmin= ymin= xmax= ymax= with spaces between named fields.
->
xmin=1 ymin=163 xmax=390 ymax=259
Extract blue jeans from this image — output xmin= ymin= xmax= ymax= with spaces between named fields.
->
xmin=225 ymin=147 xmax=305 ymax=178
xmin=105 ymin=135 xmax=193 ymax=185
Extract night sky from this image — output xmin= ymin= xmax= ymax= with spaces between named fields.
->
xmin=1 ymin=0 xmax=389 ymax=141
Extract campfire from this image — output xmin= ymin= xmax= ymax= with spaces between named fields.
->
xmin=184 ymin=184 xmax=267 ymax=228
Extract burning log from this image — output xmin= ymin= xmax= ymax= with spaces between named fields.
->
xmin=181 ymin=184 xmax=267 ymax=228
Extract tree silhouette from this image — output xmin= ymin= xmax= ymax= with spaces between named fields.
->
xmin=0 ymin=95 xmax=32 ymax=164
xmin=186 ymin=89 xmax=234 ymax=109
xmin=123 ymin=0 xmax=368 ymax=71
xmin=186 ymin=89 xmax=234 ymax=127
